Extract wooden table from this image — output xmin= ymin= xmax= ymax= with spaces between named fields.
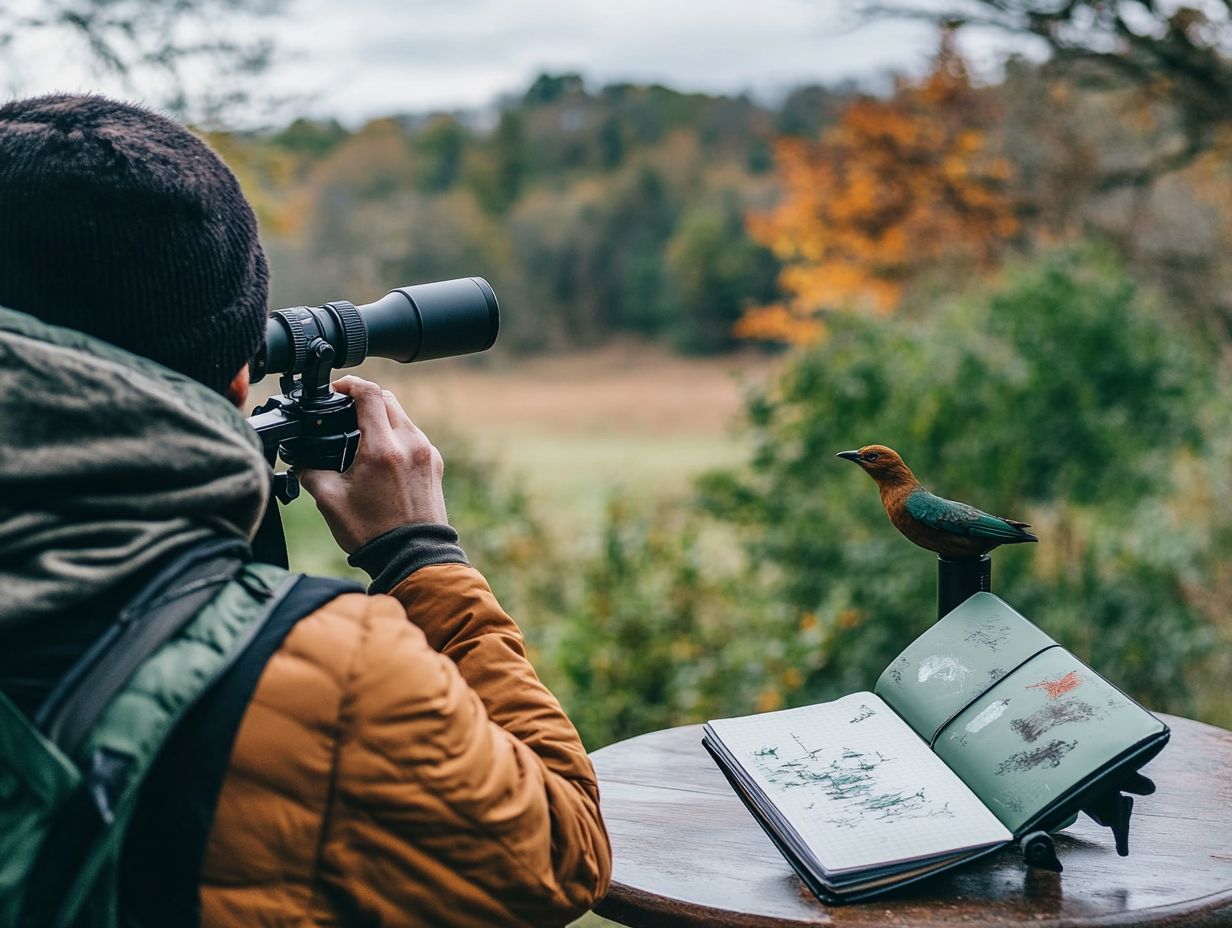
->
xmin=590 ymin=714 xmax=1232 ymax=927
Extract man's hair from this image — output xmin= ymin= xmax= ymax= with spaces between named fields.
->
xmin=0 ymin=94 xmax=268 ymax=393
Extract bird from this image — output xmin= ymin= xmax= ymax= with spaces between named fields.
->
xmin=836 ymin=444 xmax=1038 ymax=559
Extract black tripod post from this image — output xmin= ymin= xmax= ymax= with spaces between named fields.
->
xmin=937 ymin=554 xmax=992 ymax=620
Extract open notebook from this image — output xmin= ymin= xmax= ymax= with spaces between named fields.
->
xmin=702 ymin=592 xmax=1169 ymax=902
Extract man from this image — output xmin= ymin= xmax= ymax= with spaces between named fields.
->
xmin=0 ymin=94 xmax=610 ymax=926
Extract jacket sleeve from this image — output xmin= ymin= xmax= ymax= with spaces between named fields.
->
xmin=322 ymin=563 xmax=611 ymax=927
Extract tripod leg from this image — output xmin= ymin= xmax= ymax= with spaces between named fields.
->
xmin=1021 ymin=830 xmax=1064 ymax=873
xmin=1084 ymin=792 xmax=1134 ymax=857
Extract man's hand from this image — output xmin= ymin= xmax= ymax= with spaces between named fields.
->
xmin=297 ymin=376 xmax=447 ymax=553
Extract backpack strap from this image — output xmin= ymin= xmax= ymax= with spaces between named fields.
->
xmin=121 ymin=574 xmax=360 ymax=927
xmin=18 ymin=552 xmax=316 ymax=928
xmin=35 ymin=538 xmax=252 ymax=758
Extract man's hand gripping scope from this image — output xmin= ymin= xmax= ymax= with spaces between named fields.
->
xmin=247 ymin=277 xmax=499 ymax=512
xmin=296 ymin=377 xmax=447 ymax=552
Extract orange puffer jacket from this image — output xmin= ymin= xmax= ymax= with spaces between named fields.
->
xmin=198 ymin=563 xmax=611 ymax=927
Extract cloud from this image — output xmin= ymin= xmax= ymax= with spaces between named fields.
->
xmin=267 ymin=0 xmax=949 ymax=120
xmin=4 ymin=0 xmax=1036 ymax=124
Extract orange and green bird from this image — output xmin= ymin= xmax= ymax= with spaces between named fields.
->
xmin=836 ymin=444 xmax=1038 ymax=559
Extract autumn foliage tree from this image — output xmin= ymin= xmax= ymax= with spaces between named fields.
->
xmin=739 ymin=35 xmax=1019 ymax=344
xmin=898 ymin=0 xmax=1232 ymax=182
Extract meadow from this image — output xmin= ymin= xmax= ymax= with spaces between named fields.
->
xmin=279 ymin=343 xmax=775 ymax=578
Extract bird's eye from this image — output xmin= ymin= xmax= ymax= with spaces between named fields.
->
xmin=864 ymin=452 xmax=880 ymax=462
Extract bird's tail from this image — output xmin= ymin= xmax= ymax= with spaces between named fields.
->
xmin=1003 ymin=518 xmax=1038 ymax=543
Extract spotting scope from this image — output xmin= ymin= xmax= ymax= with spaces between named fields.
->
xmin=248 ymin=277 xmax=499 ymax=494
xmin=249 ymin=277 xmax=499 ymax=383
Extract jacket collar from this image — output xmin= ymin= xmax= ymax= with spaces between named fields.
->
xmin=0 ymin=305 xmax=269 ymax=634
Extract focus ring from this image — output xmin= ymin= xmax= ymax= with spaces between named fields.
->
xmin=326 ymin=300 xmax=368 ymax=368
xmin=276 ymin=308 xmax=310 ymax=374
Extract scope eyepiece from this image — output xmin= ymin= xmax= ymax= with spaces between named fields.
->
xmin=250 ymin=276 xmax=500 ymax=383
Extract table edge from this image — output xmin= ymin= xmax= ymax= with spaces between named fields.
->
xmin=595 ymin=882 xmax=1232 ymax=928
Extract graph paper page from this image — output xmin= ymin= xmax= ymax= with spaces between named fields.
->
xmin=708 ymin=693 xmax=1011 ymax=873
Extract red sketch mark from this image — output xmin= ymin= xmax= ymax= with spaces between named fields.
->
xmin=1027 ymin=671 xmax=1082 ymax=699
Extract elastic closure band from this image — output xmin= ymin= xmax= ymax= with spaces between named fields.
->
xmin=928 ymin=643 xmax=1060 ymax=749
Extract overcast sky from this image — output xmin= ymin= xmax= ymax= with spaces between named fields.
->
xmin=5 ymin=0 xmax=1037 ymax=125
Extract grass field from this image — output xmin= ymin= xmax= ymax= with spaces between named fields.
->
xmin=280 ymin=342 xmax=777 ymax=571
xmin=374 ymin=341 xmax=773 ymax=519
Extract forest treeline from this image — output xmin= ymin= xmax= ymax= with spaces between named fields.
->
xmin=213 ymin=72 xmax=795 ymax=354
xmin=214 ymin=38 xmax=1232 ymax=358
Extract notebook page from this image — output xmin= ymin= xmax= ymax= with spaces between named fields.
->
xmin=707 ymin=693 xmax=1011 ymax=873
xmin=933 ymin=647 xmax=1168 ymax=833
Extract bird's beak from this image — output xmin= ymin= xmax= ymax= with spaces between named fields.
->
xmin=836 ymin=450 xmax=862 ymax=463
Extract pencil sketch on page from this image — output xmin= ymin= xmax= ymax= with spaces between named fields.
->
xmin=752 ymin=732 xmax=955 ymax=831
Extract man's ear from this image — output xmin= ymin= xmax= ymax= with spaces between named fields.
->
xmin=226 ymin=365 xmax=250 ymax=409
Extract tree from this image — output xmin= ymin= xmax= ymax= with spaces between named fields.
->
xmin=775 ymin=84 xmax=849 ymax=139
xmin=664 ymin=195 xmax=779 ymax=353
xmin=272 ymin=118 xmax=350 ymax=160
xmin=523 ymin=73 xmax=586 ymax=107
xmin=414 ymin=115 xmax=468 ymax=193
xmin=875 ymin=1 xmax=1232 ymax=184
xmin=739 ymin=34 xmax=1019 ymax=343
xmin=465 ymin=110 xmax=527 ymax=214
xmin=0 ymin=0 xmax=281 ymax=119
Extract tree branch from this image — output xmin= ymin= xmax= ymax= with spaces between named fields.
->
xmin=0 ymin=0 xmax=283 ymax=119
xmin=866 ymin=0 xmax=1232 ymax=184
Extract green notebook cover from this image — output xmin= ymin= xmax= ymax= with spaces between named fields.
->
xmin=874 ymin=592 xmax=1168 ymax=834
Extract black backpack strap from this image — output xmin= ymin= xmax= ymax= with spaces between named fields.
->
xmin=34 ymin=538 xmax=252 ymax=757
xmin=121 ymin=574 xmax=361 ymax=928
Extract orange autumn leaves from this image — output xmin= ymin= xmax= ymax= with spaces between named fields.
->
xmin=740 ymin=40 xmax=1019 ymax=345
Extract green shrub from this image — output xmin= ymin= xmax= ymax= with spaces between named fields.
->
xmin=544 ymin=497 xmax=806 ymax=748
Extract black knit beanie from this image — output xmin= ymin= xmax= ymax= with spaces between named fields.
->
xmin=0 ymin=94 xmax=268 ymax=394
